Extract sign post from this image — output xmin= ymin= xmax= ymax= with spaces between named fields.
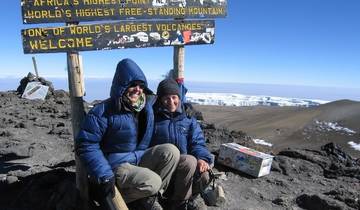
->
xmin=173 ymin=45 xmax=185 ymax=81
xmin=66 ymin=49 xmax=88 ymax=209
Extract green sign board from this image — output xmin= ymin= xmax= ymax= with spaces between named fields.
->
xmin=22 ymin=19 xmax=215 ymax=53
xmin=21 ymin=0 xmax=227 ymax=24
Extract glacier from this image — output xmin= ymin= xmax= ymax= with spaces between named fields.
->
xmin=186 ymin=92 xmax=329 ymax=107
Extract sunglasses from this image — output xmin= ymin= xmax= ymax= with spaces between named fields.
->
xmin=129 ymin=82 xmax=145 ymax=89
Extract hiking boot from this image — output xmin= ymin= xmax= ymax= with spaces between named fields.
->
xmin=137 ymin=196 xmax=163 ymax=210
xmin=187 ymin=194 xmax=207 ymax=210
xmin=169 ymin=200 xmax=188 ymax=210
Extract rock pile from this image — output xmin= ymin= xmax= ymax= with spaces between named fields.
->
xmin=16 ymin=72 xmax=55 ymax=97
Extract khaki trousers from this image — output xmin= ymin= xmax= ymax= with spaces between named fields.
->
xmin=114 ymin=143 xmax=180 ymax=203
xmin=169 ymin=154 xmax=211 ymax=201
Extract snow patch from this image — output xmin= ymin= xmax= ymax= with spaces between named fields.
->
xmin=253 ymin=139 xmax=273 ymax=147
xmin=315 ymin=121 xmax=356 ymax=135
xmin=348 ymin=141 xmax=360 ymax=151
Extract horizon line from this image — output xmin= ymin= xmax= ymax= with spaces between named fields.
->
xmin=0 ymin=75 xmax=359 ymax=90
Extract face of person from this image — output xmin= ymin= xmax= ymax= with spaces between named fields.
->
xmin=125 ymin=82 xmax=144 ymax=104
xmin=160 ymin=94 xmax=180 ymax=112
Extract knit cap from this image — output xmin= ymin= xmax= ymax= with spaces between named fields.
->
xmin=156 ymin=78 xmax=180 ymax=98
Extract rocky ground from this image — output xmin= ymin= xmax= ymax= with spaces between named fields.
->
xmin=0 ymin=81 xmax=359 ymax=210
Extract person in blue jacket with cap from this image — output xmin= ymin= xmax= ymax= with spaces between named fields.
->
xmin=76 ymin=58 xmax=180 ymax=210
xmin=151 ymin=78 xmax=213 ymax=210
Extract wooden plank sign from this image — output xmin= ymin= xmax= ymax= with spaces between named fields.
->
xmin=22 ymin=19 xmax=215 ymax=53
xmin=21 ymin=0 xmax=227 ymax=24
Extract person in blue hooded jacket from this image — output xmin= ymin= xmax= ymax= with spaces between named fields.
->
xmin=151 ymin=78 xmax=213 ymax=210
xmin=76 ymin=59 xmax=180 ymax=210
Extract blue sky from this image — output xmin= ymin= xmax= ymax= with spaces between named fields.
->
xmin=1 ymin=0 xmax=360 ymax=89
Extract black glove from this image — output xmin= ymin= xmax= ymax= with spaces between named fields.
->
xmin=90 ymin=176 xmax=116 ymax=202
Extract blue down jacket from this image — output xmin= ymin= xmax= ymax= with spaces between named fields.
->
xmin=151 ymin=105 xmax=213 ymax=164
xmin=76 ymin=58 xmax=154 ymax=181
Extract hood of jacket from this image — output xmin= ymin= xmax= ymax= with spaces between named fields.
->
xmin=110 ymin=58 xmax=152 ymax=101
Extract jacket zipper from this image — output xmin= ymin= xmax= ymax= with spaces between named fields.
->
xmin=170 ymin=116 xmax=178 ymax=147
xmin=133 ymin=113 xmax=138 ymax=144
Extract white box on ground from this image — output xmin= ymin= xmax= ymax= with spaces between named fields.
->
xmin=218 ymin=143 xmax=274 ymax=177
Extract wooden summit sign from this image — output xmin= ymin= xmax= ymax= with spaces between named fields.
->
xmin=22 ymin=19 xmax=215 ymax=53
xmin=20 ymin=1 xmax=226 ymax=209
xmin=21 ymin=0 xmax=227 ymax=24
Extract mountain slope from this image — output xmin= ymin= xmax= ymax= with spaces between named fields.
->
xmin=195 ymin=100 xmax=360 ymax=157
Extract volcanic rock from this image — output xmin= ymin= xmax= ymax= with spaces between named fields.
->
xmin=0 ymin=90 xmax=359 ymax=210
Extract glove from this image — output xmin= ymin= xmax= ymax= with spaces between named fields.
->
xmin=90 ymin=176 xmax=116 ymax=202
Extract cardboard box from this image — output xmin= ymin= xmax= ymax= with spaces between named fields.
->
xmin=218 ymin=143 xmax=273 ymax=177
